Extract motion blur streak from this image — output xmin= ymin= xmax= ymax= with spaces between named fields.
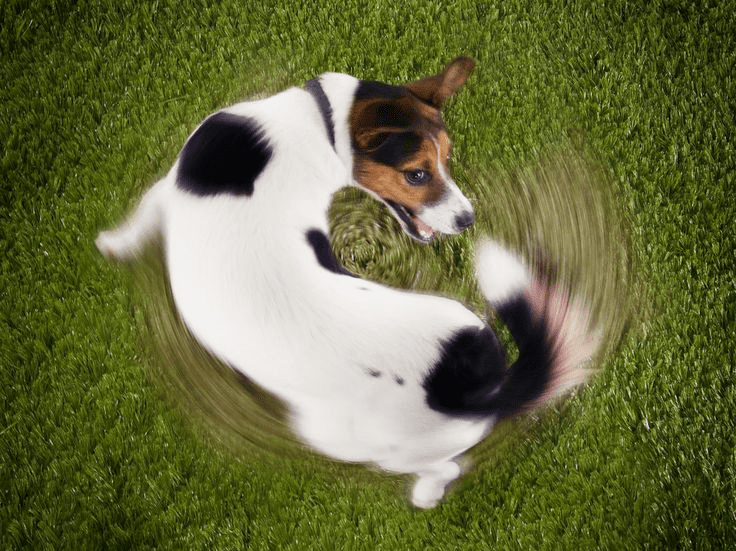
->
xmin=131 ymin=143 xmax=633 ymax=469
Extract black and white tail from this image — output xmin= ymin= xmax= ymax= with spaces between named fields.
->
xmin=474 ymin=241 xmax=600 ymax=418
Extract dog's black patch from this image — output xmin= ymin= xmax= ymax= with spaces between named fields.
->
xmin=366 ymin=368 xmax=382 ymax=378
xmin=423 ymin=326 xmax=508 ymax=415
xmin=369 ymin=103 xmax=413 ymax=129
xmin=356 ymin=80 xmax=408 ymax=101
xmin=177 ymin=112 xmax=272 ymax=197
xmin=394 ymin=376 xmax=405 ymax=386
xmin=306 ymin=229 xmax=356 ymax=277
xmin=370 ymin=131 xmax=423 ymax=167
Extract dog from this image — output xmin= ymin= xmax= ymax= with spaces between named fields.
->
xmin=96 ymin=58 xmax=599 ymax=508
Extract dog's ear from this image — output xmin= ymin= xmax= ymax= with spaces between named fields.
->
xmin=353 ymin=127 xmax=390 ymax=151
xmin=405 ymin=57 xmax=474 ymax=108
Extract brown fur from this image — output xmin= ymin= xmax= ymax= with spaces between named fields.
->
xmin=353 ymin=129 xmax=448 ymax=210
xmin=349 ymin=58 xmax=473 ymax=214
xmin=405 ymin=56 xmax=475 ymax=108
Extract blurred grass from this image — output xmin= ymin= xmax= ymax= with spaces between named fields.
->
xmin=2 ymin=0 xmax=734 ymax=549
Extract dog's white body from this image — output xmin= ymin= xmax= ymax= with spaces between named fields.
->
xmin=98 ymin=69 xmax=596 ymax=508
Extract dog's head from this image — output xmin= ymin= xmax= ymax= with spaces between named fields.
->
xmin=349 ymin=57 xmax=475 ymax=242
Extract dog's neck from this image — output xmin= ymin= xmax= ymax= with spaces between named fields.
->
xmin=307 ymin=72 xmax=359 ymax=185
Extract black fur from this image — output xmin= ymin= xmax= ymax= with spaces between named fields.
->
xmin=368 ymin=103 xmax=413 ymax=128
xmin=177 ymin=112 xmax=272 ymax=197
xmin=370 ymin=131 xmax=423 ymax=166
xmin=356 ymin=80 xmax=408 ymax=101
xmin=306 ymin=229 xmax=355 ymax=277
xmin=489 ymin=295 xmax=551 ymax=417
xmin=424 ymin=294 xmax=553 ymax=418
xmin=496 ymin=295 xmax=535 ymax=350
xmin=424 ymin=326 xmax=507 ymax=414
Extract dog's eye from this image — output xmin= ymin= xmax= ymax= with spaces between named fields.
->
xmin=405 ymin=169 xmax=431 ymax=186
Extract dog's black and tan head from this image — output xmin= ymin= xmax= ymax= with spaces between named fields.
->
xmin=350 ymin=57 xmax=475 ymax=242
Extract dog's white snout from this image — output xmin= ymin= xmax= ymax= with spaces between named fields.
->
xmin=419 ymin=182 xmax=474 ymax=235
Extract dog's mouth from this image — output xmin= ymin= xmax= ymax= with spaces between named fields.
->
xmin=385 ymin=200 xmax=436 ymax=242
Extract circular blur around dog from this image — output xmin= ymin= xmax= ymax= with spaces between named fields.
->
xmin=133 ymin=143 xmax=633 ymax=473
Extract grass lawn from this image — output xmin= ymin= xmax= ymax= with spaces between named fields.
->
xmin=2 ymin=0 xmax=734 ymax=549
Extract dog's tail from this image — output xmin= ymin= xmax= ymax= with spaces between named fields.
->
xmin=473 ymin=241 xmax=600 ymax=418
xmin=96 ymin=182 xmax=164 ymax=261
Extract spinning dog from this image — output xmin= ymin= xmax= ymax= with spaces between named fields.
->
xmin=97 ymin=58 xmax=599 ymax=508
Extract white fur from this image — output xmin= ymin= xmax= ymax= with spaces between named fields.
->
xmin=417 ymin=136 xmax=475 ymax=234
xmin=97 ymin=73 xmax=530 ymax=508
xmin=475 ymin=240 xmax=530 ymax=305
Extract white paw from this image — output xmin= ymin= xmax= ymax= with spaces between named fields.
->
xmin=411 ymin=461 xmax=461 ymax=509
xmin=95 ymin=231 xmax=119 ymax=259
xmin=95 ymin=230 xmax=139 ymax=261
xmin=411 ymin=480 xmax=444 ymax=509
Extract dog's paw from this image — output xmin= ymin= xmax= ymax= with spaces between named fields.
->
xmin=95 ymin=231 xmax=119 ymax=260
xmin=411 ymin=480 xmax=444 ymax=509
xmin=95 ymin=231 xmax=113 ymax=257
xmin=95 ymin=230 xmax=136 ymax=261
xmin=411 ymin=461 xmax=461 ymax=509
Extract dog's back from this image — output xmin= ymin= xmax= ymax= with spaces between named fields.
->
xmin=97 ymin=61 xmax=600 ymax=508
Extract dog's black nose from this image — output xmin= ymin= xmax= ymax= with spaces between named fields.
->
xmin=454 ymin=210 xmax=475 ymax=231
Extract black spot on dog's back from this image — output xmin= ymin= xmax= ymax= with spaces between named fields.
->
xmin=424 ymin=326 xmax=507 ymax=414
xmin=306 ymin=229 xmax=356 ymax=277
xmin=177 ymin=112 xmax=272 ymax=197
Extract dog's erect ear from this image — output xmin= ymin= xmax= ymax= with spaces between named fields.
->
xmin=405 ymin=57 xmax=474 ymax=108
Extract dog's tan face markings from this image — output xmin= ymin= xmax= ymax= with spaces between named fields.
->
xmin=349 ymin=57 xmax=474 ymax=241
xmin=352 ymin=111 xmax=449 ymax=211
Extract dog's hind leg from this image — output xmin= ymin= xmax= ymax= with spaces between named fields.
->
xmin=96 ymin=181 xmax=165 ymax=261
xmin=411 ymin=460 xmax=461 ymax=509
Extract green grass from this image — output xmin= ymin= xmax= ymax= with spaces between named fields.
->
xmin=2 ymin=0 xmax=734 ymax=549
